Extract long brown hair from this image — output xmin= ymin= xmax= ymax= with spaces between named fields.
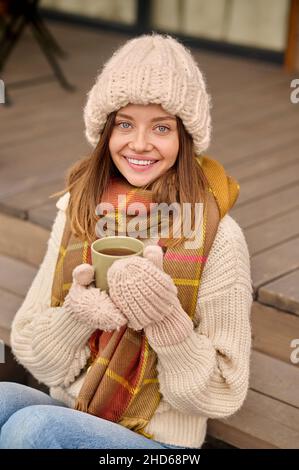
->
xmin=50 ymin=111 xmax=209 ymax=248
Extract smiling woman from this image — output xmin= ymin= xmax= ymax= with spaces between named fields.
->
xmin=109 ymin=104 xmax=179 ymax=187
xmin=3 ymin=32 xmax=252 ymax=451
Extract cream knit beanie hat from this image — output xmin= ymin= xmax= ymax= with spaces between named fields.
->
xmin=84 ymin=32 xmax=212 ymax=156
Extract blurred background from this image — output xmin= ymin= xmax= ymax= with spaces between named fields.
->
xmin=0 ymin=0 xmax=299 ymax=449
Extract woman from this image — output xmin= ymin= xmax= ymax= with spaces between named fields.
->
xmin=0 ymin=33 xmax=253 ymax=449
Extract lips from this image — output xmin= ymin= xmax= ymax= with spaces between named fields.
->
xmin=122 ymin=155 xmax=159 ymax=172
xmin=124 ymin=155 xmax=159 ymax=162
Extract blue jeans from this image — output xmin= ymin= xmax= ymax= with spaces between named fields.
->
xmin=0 ymin=382 xmax=187 ymax=449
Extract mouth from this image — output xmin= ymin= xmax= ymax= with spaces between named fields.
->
xmin=122 ymin=155 xmax=160 ymax=172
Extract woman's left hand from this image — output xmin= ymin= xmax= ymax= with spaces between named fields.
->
xmin=107 ymin=246 xmax=193 ymax=345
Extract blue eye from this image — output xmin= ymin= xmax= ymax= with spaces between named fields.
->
xmin=115 ymin=121 xmax=170 ymax=133
xmin=118 ymin=121 xmax=131 ymax=129
xmin=156 ymin=125 xmax=170 ymax=133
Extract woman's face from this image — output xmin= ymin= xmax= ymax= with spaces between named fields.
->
xmin=109 ymin=103 xmax=179 ymax=187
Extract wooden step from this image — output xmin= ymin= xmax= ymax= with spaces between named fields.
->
xmin=258 ymin=269 xmax=299 ymax=315
xmin=251 ymin=236 xmax=299 ymax=290
xmin=208 ymin=346 xmax=299 ymax=449
xmin=0 ymin=253 xmax=37 ymax=297
xmin=244 ymin=207 xmax=299 ymax=256
xmin=0 ymin=288 xmax=23 ymax=345
xmin=0 ymin=178 xmax=63 ymax=222
xmin=250 ymin=350 xmax=299 ymax=408
xmin=0 ymin=211 xmax=49 ymax=267
xmin=230 ymin=183 xmax=299 ymax=229
xmin=227 ymin=137 xmax=299 ymax=182
xmin=251 ymin=301 xmax=299 ymax=364
xmin=0 ymin=254 xmax=37 ymax=346
xmin=208 ymin=388 xmax=299 ymax=449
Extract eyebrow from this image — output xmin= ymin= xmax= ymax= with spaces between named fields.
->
xmin=116 ymin=112 xmax=176 ymax=122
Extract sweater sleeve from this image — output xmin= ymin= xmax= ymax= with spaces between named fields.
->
xmin=148 ymin=214 xmax=253 ymax=419
xmin=10 ymin=193 xmax=95 ymax=388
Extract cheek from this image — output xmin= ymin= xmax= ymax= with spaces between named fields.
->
xmin=160 ymin=139 xmax=179 ymax=164
xmin=109 ymin=133 xmax=123 ymax=154
xmin=109 ymin=128 xmax=132 ymax=148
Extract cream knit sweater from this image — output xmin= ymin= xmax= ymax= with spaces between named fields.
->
xmin=10 ymin=192 xmax=253 ymax=448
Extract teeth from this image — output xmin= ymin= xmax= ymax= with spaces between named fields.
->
xmin=127 ymin=158 xmax=156 ymax=166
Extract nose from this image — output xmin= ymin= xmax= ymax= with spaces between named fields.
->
xmin=128 ymin=128 xmax=153 ymax=153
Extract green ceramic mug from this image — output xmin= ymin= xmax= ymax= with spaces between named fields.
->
xmin=91 ymin=236 xmax=144 ymax=292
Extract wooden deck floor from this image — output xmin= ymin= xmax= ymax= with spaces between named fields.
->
xmin=0 ymin=20 xmax=299 ymax=449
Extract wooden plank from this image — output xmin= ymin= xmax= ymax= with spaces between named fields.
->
xmin=235 ymin=159 xmax=299 ymax=206
xmin=0 ymin=326 xmax=10 ymax=347
xmin=0 ymin=105 xmax=84 ymax=154
xmin=209 ymin=113 xmax=299 ymax=165
xmin=214 ymin=82 xmax=296 ymax=137
xmin=0 ymin=212 xmax=49 ymax=267
xmin=230 ymin=184 xmax=299 ymax=229
xmin=208 ymin=389 xmax=299 ymax=449
xmin=0 ymin=132 xmax=87 ymax=201
xmin=208 ymin=419 xmax=277 ymax=449
xmin=259 ymin=270 xmax=299 ymax=315
xmin=226 ymin=138 xmax=299 ymax=182
xmin=244 ymin=206 xmax=299 ymax=255
xmin=0 ymin=87 xmax=87 ymax=152
xmin=251 ymin=236 xmax=299 ymax=289
xmin=0 ymin=254 xmax=38 ymax=346
xmin=0 ymin=178 xmax=64 ymax=217
xmin=250 ymin=350 xmax=299 ymax=408
xmin=0 ymin=288 xmax=23 ymax=333
xmin=0 ymin=255 xmax=37 ymax=298
xmin=29 ymin=200 xmax=58 ymax=231
xmin=213 ymin=74 xmax=293 ymax=107
xmin=251 ymin=301 xmax=299 ymax=364
xmin=203 ymin=53 xmax=288 ymax=93
xmin=216 ymin=90 xmax=298 ymax=134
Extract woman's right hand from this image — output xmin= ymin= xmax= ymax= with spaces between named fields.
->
xmin=63 ymin=264 xmax=128 ymax=332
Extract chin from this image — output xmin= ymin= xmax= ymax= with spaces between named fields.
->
xmin=124 ymin=173 xmax=155 ymax=187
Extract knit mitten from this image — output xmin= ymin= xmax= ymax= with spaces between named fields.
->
xmin=107 ymin=246 xmax=194 ymax=346
xmin=63 ymin=263 xmax=127 ymax=331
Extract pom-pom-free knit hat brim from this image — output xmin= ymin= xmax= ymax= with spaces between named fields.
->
xmin=84 ymin=32 xmax=212 ymax=156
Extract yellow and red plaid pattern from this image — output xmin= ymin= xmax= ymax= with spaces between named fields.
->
xmin=50 ymin=155 xmax=239 ymax=438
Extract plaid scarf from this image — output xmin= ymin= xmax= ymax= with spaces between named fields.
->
xmin=50 ymin=155 xmax=239 ymax=439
